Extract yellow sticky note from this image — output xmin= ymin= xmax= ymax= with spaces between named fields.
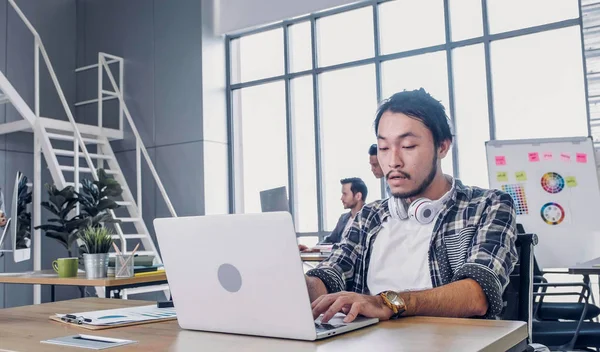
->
xmin=566 ymin=176 xmax=577 ymax=187
xmin=515 ymin=171 xmax=527 ymax=181
xmin=496 ymin=171 xmax=508 ymax=182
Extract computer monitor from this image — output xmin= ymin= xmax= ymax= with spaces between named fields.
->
xmin=259 ymin=186 xmax=290 ymax=213
xmin=1 ymin=172 xmax=32 ymax=263
xmin=0 ymin=171 xmax=30 ymax=261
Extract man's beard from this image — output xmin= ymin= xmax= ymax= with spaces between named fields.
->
xmin=389 ymin=153 xmax=438 ymax=199
xmin=344 ymin=200 xmax=357 ymax=209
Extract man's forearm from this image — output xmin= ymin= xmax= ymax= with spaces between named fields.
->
xmin=306 ymin=276 xmax=328 ymax=302
xmin=400 ymin=279 xmax=488 ymax=318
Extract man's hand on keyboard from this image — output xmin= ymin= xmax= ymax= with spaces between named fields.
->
xmin=312 ymin=291 xmax=394 ymax=323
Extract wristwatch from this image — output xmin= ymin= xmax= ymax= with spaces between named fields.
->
xmin=379 ymin=290 xmax=406 ymax=319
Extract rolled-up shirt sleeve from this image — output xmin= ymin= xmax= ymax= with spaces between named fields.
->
xmin=452 ymin=191 xmax=518 ymax=318
xmin=306 ymin=211 xmax=365 ymax=293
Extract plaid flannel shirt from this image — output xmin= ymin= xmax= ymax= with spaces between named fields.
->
xmin=306 ymin=179 xmax=518 ymax=318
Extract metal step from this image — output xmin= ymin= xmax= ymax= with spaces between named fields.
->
xmin=46 ymin=132 xmax=105 ymax=144
xmin=54 ymin=149 xmax=113 ymax=160
xmin=111 ymin=234 xmax=148 ymax=240
xmin=59 ymin=166 xmax=118 ymax=174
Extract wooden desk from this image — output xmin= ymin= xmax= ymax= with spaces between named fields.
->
xmin=569 ymin=257 xmax=600 ymax=304
xmin=0 ymin=270 xmax=168 ymax=301
xmin=569 ymin=256 xmax=600 ymax=276
xmin=0 ymin=298 xmax=528 ymax=351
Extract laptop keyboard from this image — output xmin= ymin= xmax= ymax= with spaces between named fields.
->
xmin=315 ymin=322 xmax=345 ymax=332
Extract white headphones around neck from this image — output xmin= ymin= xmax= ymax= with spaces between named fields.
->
xmin=388 ymin=178 xmax=455 ymax=224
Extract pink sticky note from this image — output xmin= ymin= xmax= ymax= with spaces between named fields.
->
xmin=495 ymin=156 xmax=506 ymax=166
xmin=561 ymin=153 xmax=571 ymax=162
xmin=528 ymin=152 xmax=540 ymax=162
xmin=543 ymin=152 xmax=553 ymax=161
xmin=576 ymin=153 xmax=588 ymax=163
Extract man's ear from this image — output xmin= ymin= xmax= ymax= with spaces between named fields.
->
xmin=438 ymin=139 xmax=451 ymax=159
xmin=354 ymin=192 xmax=363 ymax=202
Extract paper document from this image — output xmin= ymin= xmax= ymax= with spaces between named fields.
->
xmin=41 ymin=334 xmax=136 ymax=350
xmin=55 ymin=304 xmax=176 ymax=326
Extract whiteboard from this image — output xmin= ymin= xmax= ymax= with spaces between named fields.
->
xmin=486 ymin=137 xmax=600 ymax=268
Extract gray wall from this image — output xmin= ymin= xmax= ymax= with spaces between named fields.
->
xmin=0 ymin=0 xmax=227 ymax=307
xmin=0 ymin=0 xmax=78 ymax=308
xmin=76 ymin=0 xmax=206 ymax=300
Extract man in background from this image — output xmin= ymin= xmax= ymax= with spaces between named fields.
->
xmin=369 ymin=144 xmax=391 ymax=197
xmin=299 ymin=178 xmax=368 ymax=251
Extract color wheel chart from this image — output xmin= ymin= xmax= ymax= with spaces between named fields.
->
xmin=541 ymin=172 xmax=565 ymax=194
xmin=501 ymin=184 xmax=529 ymax=215
xmin=540 ymin=202 xmax=565 ymax=225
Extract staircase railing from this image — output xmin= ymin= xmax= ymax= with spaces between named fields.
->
xmin=7 ymin=0 xmax=126 ymax=241
xmin=7 ymin=0 xmax=125 ymax=303
xmin=98 ymin=53 xmax=178 ymax=219
xmin=9 ymin=0 xmax=98 ymax=178
xmin=10 ymin=0 xmax=176 ymax=218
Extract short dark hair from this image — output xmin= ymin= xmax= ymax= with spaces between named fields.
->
xmin=374 ymin=88 xmax=453 ymax=147
xmin=368 ymin=144 xmax=377 ymax=156
xmin=340 ymin=177 xmax=368 ymax=201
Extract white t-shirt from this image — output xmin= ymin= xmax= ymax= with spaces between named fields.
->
xmin=366 ymin=217 xmax=435 ymax=295
xmin=343 ymin=214 xmax=354 ymax=234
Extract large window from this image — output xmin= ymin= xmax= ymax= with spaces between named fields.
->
xmin=319 ymin=65 xmax=378 ymax=230
xmin=227 ymin=0 xmax=587 ymax=236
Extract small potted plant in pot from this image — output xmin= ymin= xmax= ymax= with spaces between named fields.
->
xmin=79 ymin=226 xmax=113 ymax=279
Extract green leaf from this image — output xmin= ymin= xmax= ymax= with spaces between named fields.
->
xmin=34 ymin=224 xmax=64 ymax=232
xmin=68 ymin=230 xmax=81 ymax=248
xmin=65 ymin=218 xmax=91 ymax=232
xmin=96 ymin=199 xmax=119 ymax=212
xmin=45 ymin=231 xmax=69 ymax=248
xmin=40 ymin=201 xmax=60 ymax=216
xmin=49 ymin=195 xmax=66 ymax=208
xmin=58 ymin=202 xmax=78 ymax=220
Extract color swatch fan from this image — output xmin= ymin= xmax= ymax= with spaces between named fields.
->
xmin=486 ymin=137 xmax=600 ymax=268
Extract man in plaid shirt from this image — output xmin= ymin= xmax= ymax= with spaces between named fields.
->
xmin=308 ymin=88 xmax=518 ymax=324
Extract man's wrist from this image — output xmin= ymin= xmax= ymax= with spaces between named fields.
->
xmin=397 ymin=292 xmax=413 ymax=317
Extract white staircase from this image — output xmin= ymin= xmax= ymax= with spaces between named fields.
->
xmin=0 ymin=0 xmax=176 ymax=301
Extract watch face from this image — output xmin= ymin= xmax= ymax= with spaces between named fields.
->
xmin=386 ymin=291 xmax=399 ymax=302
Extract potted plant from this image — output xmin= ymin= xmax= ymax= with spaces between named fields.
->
xmin=35 ymin=185 xmax=87 ymax=258
xmin=36 ymin=169 xmax=122 ymax=259
xmin=76 ymin=168 xmax=123 ymax=223
xmin=79 ymin=226 xmax=113 ymax=279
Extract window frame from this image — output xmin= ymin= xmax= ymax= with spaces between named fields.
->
xmin=225 ymin=0 xmax=588 ymax=240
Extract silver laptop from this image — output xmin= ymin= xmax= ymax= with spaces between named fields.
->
xmin=153 ymin=212 xmax=378 ymax=341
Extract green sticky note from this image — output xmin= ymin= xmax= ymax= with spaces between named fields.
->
xmin=566 ymin=176 xmax=577 ymax=187
xmin=515 ymin=171 xmax=527 ymax=181
xmin=497 ymin=171 xmax=508 ymax=182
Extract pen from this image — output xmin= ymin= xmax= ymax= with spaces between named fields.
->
xmin=63 ymin=314 xmax=92 ymax=324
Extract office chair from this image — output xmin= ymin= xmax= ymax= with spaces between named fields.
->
xmin=533 ymin=260 xmax=600 ymax=322
xmin=532 ymin=260 xmax=600 ymax=350
xmin=502 ymin=230 xmax=536 ymax=347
